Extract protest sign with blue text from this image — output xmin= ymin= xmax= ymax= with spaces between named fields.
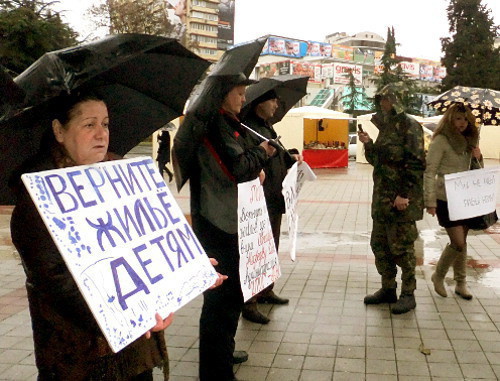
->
xmin=238 ymin=178 xmax=281 ymax=302
xmin=444 ymin=167 xmax=500 ymax=221
xmin=21 ymin=157 xmax=217 ymax=353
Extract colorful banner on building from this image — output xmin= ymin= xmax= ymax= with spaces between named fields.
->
xmin=306 ymin=41 xmax=332 ymax=57
xmin=333 ymin=63 xmax=363 ymax=85
xmin=21 ymin=157 xmax=218 ymax=353
xmin=257 ymin=61 xmax=291 ymax=78
xmin=353 ymin=48 xmax=375 ymax=65
xmin=399 ymin=61 xmax=420 ymax=79
xmin=262 ymin=37 xmax=308 ymax=58
xmin=331 ymin=45 xmax=354 ymax=61
xmin=291 ymin=61 xmax=322 ymax=83
xmin=217 ymin=0 xmax=236 ymax=50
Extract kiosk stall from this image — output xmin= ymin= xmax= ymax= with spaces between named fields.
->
xmin=274 ymin=106 xmax=351 ymax=168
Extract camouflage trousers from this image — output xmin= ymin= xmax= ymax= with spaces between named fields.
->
xmin=370 ymin=220 xmax=418 ymax=295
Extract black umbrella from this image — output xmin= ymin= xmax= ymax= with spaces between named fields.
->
xmin=172 ymin=36 xmax=268 ymax=191
xmin=0 ymin=33 xmax=210 ymax=204
xmin=241 ymin=74 xmax=309 ymax=125
xmin=427 ymin=86 xmax=500 ymax=126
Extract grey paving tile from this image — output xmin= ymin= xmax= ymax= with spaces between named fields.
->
xmin=299 ymin=369 xmax=333 ymax=381
xmin=0 ymin=364 xmax=37 ymax=381
xmin=235 ymin=365 xmax=269 ymax=380
xmin=277 ymin=342 xmax=308 ymax=356
xmin=460 ymin=363 xmax=497 ymax=379
xmin=428 ymin=362 xmax=464 ymax=378
xmin=303 ymin=356 xmax=335 ymax=371
xmin=265 ymin=367 xmax=301 ymax=380
xmin=426 ymin=349 xmax=458 ymax=363
xmin=395 ymin=360 xmax=430 ymax=376
xmin=333 ymin=358 xmax=365 ymax=373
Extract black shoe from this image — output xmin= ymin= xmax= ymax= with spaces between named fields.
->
xmin=242 ymin=304 xmax=270 ymax=324
xmin=232 ymin=350 xmax=248 ymax=364
xmin=363 ymin=288 xmax=397 ymax=304
xmin=391 ymin=294 xmax=416 ymax=314
xmin=257 ymin=291 xmax=289 ymax=305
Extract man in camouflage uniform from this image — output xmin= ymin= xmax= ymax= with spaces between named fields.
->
xmin=358 ymin=84 xmax=425 ymax=314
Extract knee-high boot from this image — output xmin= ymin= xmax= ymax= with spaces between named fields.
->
xmin=431 ymin=244 xmax=458 ymax=297
xmin=453 ymin=247 xmax=473 ymax=300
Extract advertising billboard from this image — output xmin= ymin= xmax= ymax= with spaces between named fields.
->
xmin=218 ymin=0 xmax=236 ymax=50
xmin=262 ymin=37 xmax=308 ymax=58
xmin=333 ymin=63 xmax=363 ymax=85
xmin=291 ymin=61 xmax=322 ymax=83
xmin=306 ymin=41 xmax=332 ymax=57
xmin=399 ymin=61 xmax=420 ymax=79
xmin=258 ymin=61 xmax=291 ymax=78
xmin=331 ymin=45 xmax=354 ymax=61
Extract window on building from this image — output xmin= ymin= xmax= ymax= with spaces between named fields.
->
xmin=191 ymin=22 xmax=218 ymax=33
xmin=199 ymin=48 xmax=217 ymax=56
xmin=191 ymin=11 xmax=218 ymax=21
xmin=192 ymin=0 xmax=218 ymax=9
xmin=191 ymin=35 xmax=217 ymax=44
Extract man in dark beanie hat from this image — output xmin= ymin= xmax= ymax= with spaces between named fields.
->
xmin=190 ymin=73 xmax=276 ymax=380
xmin=240 ymin=89 xmax=300 ymax=324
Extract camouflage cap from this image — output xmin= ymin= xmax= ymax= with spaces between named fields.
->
xmin=375 ymin=82 xmax=407 ymax=114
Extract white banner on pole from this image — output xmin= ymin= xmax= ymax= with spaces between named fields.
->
xmin=238 ymin=178 xmax=281 ymax=302
xmin=444 ymin=167 xmax=500 ymax=221
xmin=22 ymin=157 xmax=217 ymax=353
xmin=282 ymin=162 xmax=317 ymax=261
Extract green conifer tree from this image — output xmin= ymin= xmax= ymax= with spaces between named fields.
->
xmin=441 ymin=0 xmax=500 ymax=90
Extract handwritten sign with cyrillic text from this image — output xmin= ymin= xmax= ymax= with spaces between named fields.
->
xmin=238 ymin=178 xmax=280 ymax=302
xmin=445 ymin=167 xmax=500 ymax=221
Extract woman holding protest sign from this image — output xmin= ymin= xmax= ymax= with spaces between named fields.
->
xmin=424 ymin=103 xmax=482 ymax=300
xmin=9 ymin=93 xmax=228 ymax=380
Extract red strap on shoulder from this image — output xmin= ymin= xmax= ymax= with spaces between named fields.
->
xmin=203 ymin=137 xmax=236 ymax=182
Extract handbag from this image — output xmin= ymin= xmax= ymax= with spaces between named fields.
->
xmin=465 ymin=156 xmax=499 ymax=230
xmin=466 ymin=210 xmax=498 ymax=230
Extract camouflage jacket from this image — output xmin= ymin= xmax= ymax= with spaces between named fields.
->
xmin=364 ymin=109 xmax=425 ymax=222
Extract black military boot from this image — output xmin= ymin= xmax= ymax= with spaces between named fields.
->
xmin=391 ymin=293 xmax=416 ymax=314
xmin=363 ymin=288 xmax=397 ymax=304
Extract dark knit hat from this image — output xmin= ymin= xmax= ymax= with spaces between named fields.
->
xmin=253 ymin=89 xmax=279 ymax=105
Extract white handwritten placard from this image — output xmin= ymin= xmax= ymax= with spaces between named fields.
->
xmin=238 ymin=178 xmax=281 ymax=302
xmin=445 ymin=167 xmax=500 ymax=221
xmin=22 ymin=157 xmax=217 ymax=353
xmin=282 ymin=162 xmax=317 ymax=261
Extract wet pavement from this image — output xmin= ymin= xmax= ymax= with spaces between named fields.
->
xmin=1 ymin=158 xmax=499 ymax=380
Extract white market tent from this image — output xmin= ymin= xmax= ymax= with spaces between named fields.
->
xmin=356 ymin=112 xmax=500 ymax=163
xmin=274 ymin=106 xmax=352 ymax=151
xmin=355 ymin=113 xmax=427 ymax=163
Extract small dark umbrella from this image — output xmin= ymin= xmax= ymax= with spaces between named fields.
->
xmin=172 ymin=36 xmax=268 ymax=191
xmin=0 ymin=33 xmax=210 ymax=204
xmin=427 ymin=86 xmax=500 ymax=126
xmin=240 ymin=74 xmax=309 ymax=125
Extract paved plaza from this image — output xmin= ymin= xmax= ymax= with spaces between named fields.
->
xmin=1 ymin=159 xmax=499 ymax=380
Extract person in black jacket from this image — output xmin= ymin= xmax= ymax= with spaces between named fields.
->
xmin=190 ymin=74 xmax=276 ymax=380
xmin=241 ymin=90 xmax=301 ymax=324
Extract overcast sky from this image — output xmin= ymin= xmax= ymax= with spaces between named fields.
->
xmin=53 ymin=0 xmax=499 ymax=62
